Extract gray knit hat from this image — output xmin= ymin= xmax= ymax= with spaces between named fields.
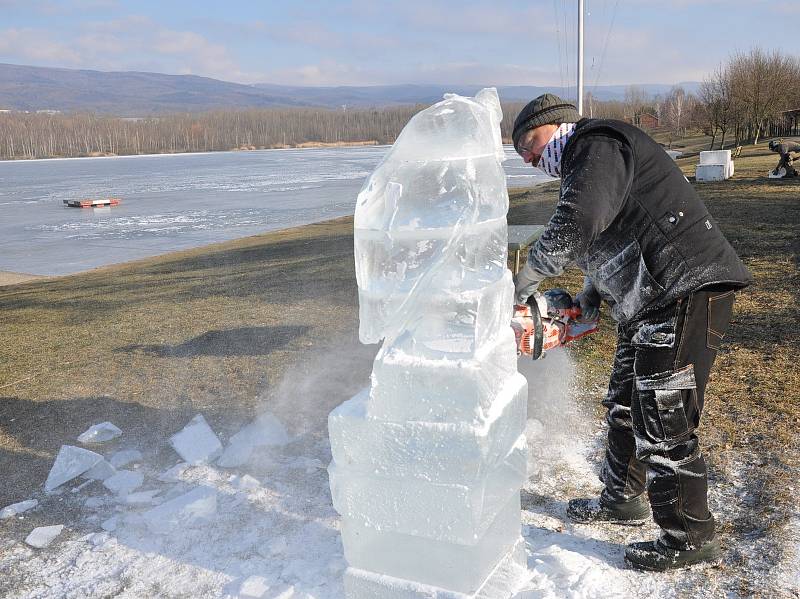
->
xmin=512 ymin=93 xmax=581 ymax=151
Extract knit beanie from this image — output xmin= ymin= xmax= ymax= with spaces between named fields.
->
xmin=512 ymin=94 xmax=582 ymax=151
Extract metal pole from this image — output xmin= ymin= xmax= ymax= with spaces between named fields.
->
xmin=577 ymin=0 xmax=584 ymax=115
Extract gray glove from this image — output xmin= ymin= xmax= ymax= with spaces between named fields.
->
xmin=513 ymin=262 xmax=545 ymax=305
xmin=575 ymin=278 xmax=602 ymax=322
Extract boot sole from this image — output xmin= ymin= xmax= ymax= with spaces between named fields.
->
xmin=624 ymin=555 xmax=722 ymax=572
xmin=567 ymin=514 xmax=649 ymax=526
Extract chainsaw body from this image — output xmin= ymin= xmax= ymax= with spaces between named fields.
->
xmin=511 ymin=288 xmax=598 ymax=360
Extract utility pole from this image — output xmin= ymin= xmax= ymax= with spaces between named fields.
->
xmin=577 ymin=0 xmax=584 ymax=115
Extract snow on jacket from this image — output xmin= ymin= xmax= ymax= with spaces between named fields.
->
xmin=525 ymin=118 xmax=753 ymax=323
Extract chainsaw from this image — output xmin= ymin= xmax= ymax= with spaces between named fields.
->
xmin=511 ymin=288 xmax=599 ymax=360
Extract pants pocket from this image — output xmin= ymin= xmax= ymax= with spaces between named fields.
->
xmin=636 ymin=365 xmax=697 ymax=443
xmin=707 ymin=290 xmax=735 ymax=350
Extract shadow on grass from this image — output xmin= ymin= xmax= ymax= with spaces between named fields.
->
xmin=116 ymin=325 xmax=311 ymax=357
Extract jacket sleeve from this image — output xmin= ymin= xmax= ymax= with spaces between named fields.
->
xmin=525 ymin=132 xmax=634 ymax=279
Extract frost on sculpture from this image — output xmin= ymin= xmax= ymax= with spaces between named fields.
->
xmin=328 ymin=88 xmax=528 ymax=597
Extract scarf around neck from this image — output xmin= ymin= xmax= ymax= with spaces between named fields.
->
xmin=537 ymin=123 xmax=576 ymax=178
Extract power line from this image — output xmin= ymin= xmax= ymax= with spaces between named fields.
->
xmin=592 ymin=0 xmax=621 ymax=92
xmin=564 ymin=0 xmax=572 ymax=100
xmin=553 ymin=0 xmax=566 ymax=92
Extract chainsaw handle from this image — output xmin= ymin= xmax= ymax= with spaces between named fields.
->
xmin=526 ymin=294 xmax=544 ymax=360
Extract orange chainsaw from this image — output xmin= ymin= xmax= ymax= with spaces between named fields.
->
xmin=511 ymin=288 xmax=599 ymax=360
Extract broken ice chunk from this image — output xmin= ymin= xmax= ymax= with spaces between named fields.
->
xmin=142 ymin=486 xmax=217 ymax=534
xmin=217 ymin=412 xmax=289 ymax=468
xmin=158 ymin=462 xmax=189 ymax=482
xmin=259 ymin=536 xmax=288 ymax=557
xmin=232 ymin=474 xmax=260 ymax=491
xmin=0 ymin=499 xmax=38 ymax=519
xmin=25 ymin=525 xmax=64 ymax=548
xmin=288 ymin=456 xmax=325 ymax=474
xmin=169 ymin=415 xmax=222 ymax=465
xmin=45 ymin=445 xmax=104 ymax=491
xmin=123 ymin=490 xmax=161 ymax=505
xmin=216 ymin=442 xmax=252 ymax=469
xmin=82 ymin=459 xmax=117 ymax=481
xmin=101 ymin=516 xmax=119 ymax=532
xmin=103 ymin=470 xmax=144 ymax=496
xmin=109 ymin=449 xmax=143 ymax=469
xmin=238 ymin=575 xmax=272 ymax=598
xmin=77 ymin=422 xmax=122 ymax=444
xmin=230 ymin=412 xmax=289 ymax=447
xmin=84 ymin=496 xmax=107 ymax=509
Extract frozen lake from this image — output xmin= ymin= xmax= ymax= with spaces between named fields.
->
xmin=0 ymin=145 xmax=550 ymax=276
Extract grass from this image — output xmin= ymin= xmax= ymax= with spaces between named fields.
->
xmin=0 ymin=137 xmax=798 ymax=595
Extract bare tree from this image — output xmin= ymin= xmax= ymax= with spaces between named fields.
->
xmin=664 ymin=87 xmax=687 ymax=148
xmin=729 ymin=48 xmax=800 ymax=144
xmin=699 ymin=65 xmax=734 ymax=149
xmin=624 ymin=85 xmax=650 ymax=123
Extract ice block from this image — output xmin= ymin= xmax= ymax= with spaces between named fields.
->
xmin=329 ymin=87 xmax=527 ymax=598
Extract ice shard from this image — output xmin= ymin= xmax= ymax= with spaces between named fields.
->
xmin=328 ymin=88 xmax=527 ymax=598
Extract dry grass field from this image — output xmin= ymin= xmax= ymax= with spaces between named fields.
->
xmin=0 ymin=139 xmax=798 ymax=596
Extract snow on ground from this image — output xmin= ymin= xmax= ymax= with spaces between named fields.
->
xmin=1 ymin=350 xmax=796 ymax=598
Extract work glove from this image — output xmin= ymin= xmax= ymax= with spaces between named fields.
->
xmin=574 ymin=277 xmax=602 ymax=322
xmin=513 ymin=262 xmax=545 ymax=305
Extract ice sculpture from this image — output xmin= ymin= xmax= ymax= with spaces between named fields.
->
xmin=328 ymin=88 xmax=528 ymax=598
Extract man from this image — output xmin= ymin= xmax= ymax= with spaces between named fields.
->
xmin=768 ymin=138 xmax=800 ymax=177
xmin=512 ymin=94 xmax=752 ymax=571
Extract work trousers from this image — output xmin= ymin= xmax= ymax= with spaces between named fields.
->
xmin=599 ymin=288 xmax=736 ymax=550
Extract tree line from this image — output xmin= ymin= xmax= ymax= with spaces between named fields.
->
xmin=586 ymin=48 xmax=800 ymax=150
xmin=0 ymin=106 xmax=424 ymax=160
xmin=698 ymin=48 xmax=800 ymax=148
xmin=0 ymin=102 xmax=538 ymax=160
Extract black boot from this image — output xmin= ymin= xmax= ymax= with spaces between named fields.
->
xmin=566 ymin=493 xmax=650 ymax=525
xmin=624 ymin=537 xmax=721 ymax=571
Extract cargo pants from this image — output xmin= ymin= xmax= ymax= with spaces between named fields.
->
xmin=599 ymin=287 xmax=736 ymax=550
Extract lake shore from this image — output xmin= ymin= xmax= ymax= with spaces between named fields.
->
xmin=0 ymin=271 xmax=46 ymax=286
xmin=0 ymin=140 xmax=383 ymax=162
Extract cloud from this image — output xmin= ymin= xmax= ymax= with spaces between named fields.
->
xmin=150 ymin=29 xmax=239 ymax=77
xmin=0 ymin=28 xmax=83 ymax=64
xmin=262 ymin=58 xmax=557 ymax=87
xmin=0 ymin=16 xmax=259 ymax=82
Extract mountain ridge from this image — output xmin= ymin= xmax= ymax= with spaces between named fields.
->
xmin=0 ymin=62 xmax=700 ymax=115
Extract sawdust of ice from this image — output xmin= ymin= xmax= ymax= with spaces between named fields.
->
xmin=1 ymin=348 xmax=793 ymax=598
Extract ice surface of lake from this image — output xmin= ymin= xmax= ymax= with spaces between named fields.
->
xmin=0 ymin=145 xmax=551 ymax=276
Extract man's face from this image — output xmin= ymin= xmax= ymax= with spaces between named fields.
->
xmin=516 ymin=124 xmax=559 ymax=166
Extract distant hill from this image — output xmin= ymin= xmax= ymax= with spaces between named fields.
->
xmin=0 ymin=63 xmax=312 ymax=115
xmin=253 ymin=82 xmax=702 ymax=107
xmin=0 ymin=63 xmax=700 ymax=115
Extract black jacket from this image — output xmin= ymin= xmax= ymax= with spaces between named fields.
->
xmin=526 ymin=118 xmax=753 ymax=323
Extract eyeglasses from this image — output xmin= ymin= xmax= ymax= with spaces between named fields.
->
xmin=516 ymin=142 xmax=540 ymax=163
xmin=516 ymin=142 xmax=534 ymax=156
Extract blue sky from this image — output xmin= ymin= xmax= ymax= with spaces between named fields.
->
xmin=0 ymin=0 xmax=795 ymax=87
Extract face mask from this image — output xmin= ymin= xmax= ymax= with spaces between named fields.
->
xmin=537 ymin=123 xmax=577 ymax=178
